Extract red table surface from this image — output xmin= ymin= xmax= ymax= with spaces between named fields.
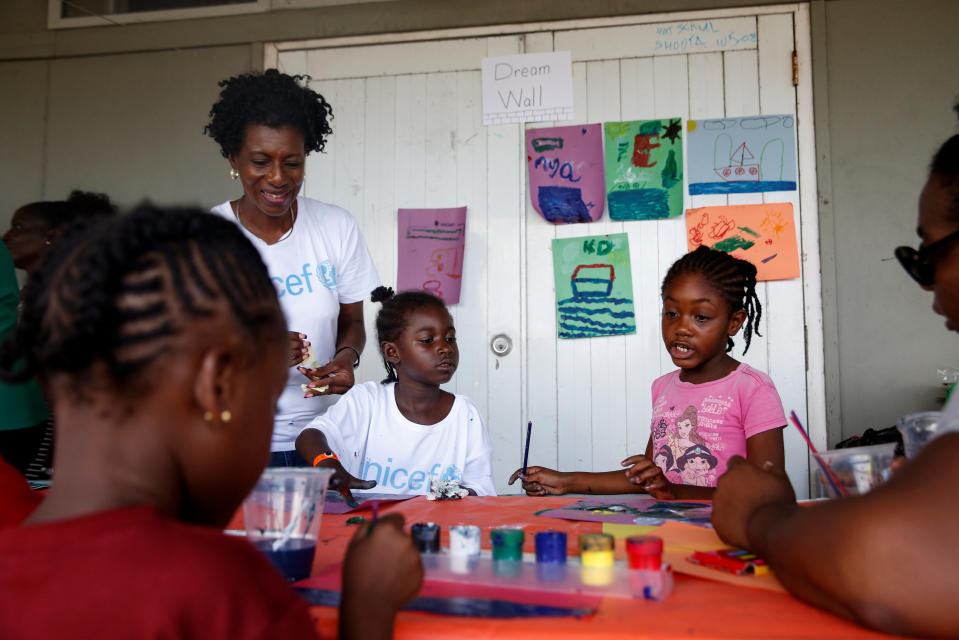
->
xmin=228 ymin=495 xmax=911 ymax=640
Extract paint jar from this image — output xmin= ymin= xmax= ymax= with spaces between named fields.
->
xmin=449 ymin=525 xmax=481 ymax=574
xmin=535 ymin=531 xmax=567 ymax=563
xmin=579 ymin=533 xmax=615 ymax=587
xmin=411 ymin=522 xmax=441 ymax=554
xmin=491 ymin=527 xmax=524 ymax=577
xmin=490 ymin=528 xmax=524 ymax=561
xmin=626 ymin=535 xmax=663 ymax=571
xmin=535 ymin=531 xmax=568 ymax=582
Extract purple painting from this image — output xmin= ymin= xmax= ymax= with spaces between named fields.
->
xmin=526 ymin=124 xmax=605 ymax=224
xmin=537 ymin=498 xmax=713 ymax=528
xmin=397 ymin=207 xmax=467 ymax=304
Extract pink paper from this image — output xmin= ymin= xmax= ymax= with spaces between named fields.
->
xmin=397 ymin=207 xmax=467 ymax=304
xmin=526 ymin=124 xmax=606 ymax=224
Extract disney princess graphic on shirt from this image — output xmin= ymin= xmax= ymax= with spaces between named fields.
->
xmin=652 ymin=445 xmax=683 ymax=484
xmin=677 ymin=444 xmax=718 ymax=486
xmin=666 ymin=405 xmax=707 ymax=464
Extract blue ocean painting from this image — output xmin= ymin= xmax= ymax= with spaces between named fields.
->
xmin=552 ymin=233 xmax=636 ymax=339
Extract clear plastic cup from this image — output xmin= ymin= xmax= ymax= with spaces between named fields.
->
xmin=815 ymin=442 xmax=896 ymax=498
xmin=896 ymin=411 xmax=941 ymax=459
xmin=243 ymin=467 xmax=334 ymax=582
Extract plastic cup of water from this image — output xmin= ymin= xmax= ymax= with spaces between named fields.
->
xmin=243 ymin=467 xmax=334 ymax=582
xmin=816 ymin=443 xmax=896 ymax=498
xmin=896 ymin=411 xmax=942 ymax=459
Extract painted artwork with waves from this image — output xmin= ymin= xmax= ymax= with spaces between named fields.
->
xmin=604 ymin=118 xmax=684 ymax=221
xmin=552 ymin=233 xmax=636 ymax=339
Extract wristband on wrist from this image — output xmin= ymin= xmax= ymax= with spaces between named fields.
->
xmin=334 ymin=345 xmax=360 ymax=368
xmin=313 ymin=452 xmax=339 ymax=467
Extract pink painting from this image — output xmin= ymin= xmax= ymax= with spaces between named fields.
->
xmin=397 ymin=207 xmax=467 ymax=304
xmin=526 ymin=124 xmax=605 ymax=224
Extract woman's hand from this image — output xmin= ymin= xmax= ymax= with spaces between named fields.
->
xmin=622 ymin=454 xmax=677 ymax=499
xmin=507 ymin=466 xmax=571 ymax=496
xmin=288 ymin=332 xmax=310 ymax=367
xmin=298 ymin=355 xmax=355 ymax=397
xmin=711 ymin=456 xmax=795 ymax=549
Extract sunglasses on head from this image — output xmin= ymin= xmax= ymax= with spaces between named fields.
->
xmin=895 ymin=228 xmax=959 ymax=287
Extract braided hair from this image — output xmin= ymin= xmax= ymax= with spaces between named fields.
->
xmin=0 ymin=205 xmax=283 ymax=393
xmin=204 ymin=69 xmax=334 ymax=158
xmin=371 ymin=286 xmax=450 ymax=383
xmin=661 ymin=246 xmax=762 ymax=354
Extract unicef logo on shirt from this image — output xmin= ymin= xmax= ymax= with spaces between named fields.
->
xmin=317 ymin=260 xmax=337 ymax=290
xmin=270 ymin=261 xmax=337 ymax=297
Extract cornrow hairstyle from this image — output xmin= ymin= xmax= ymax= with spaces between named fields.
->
xmin=20 ymin=190 xmax=116 ymax=231
xmin=661 ymin=245 xmax=762 ymax=354
xmin=371 ymin=286 xmax=449 ymax=384
xmin=930 ymin=102 xmax=959 ymax=224
xmin=0 ymin=205 xmax=283 ymax=394
xmin=204 ymin=68 xmax=334 ymax=158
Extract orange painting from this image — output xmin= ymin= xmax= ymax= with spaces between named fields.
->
xmin=685 ymin=203 xmax=800 ymax=281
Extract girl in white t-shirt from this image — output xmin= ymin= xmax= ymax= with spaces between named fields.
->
xmin=295 ymin=287 xmax=496 ymax=499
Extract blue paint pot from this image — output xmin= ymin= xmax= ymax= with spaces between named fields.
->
xmin=535 ymin=530 xmax=567 ymax=564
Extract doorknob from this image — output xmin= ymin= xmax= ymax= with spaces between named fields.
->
xmin=490 ymin=334 xmax=512 ymax=357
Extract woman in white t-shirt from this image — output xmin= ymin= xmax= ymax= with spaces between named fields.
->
xmin=204 ymin=70 xmax=380 ymax=466
xmin=295 ymin=287 xmax=496 ymax=499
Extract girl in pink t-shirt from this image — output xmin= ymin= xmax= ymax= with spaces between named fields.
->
xmin=509 ymin=246 xmax=786 ymax=499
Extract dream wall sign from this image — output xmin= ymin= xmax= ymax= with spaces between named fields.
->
xmin=552 ymin=233 xmax=636 ymax=339
xmin=603 ymin=118 xmax=684 ymax=221
xmin=526 ymin=124 xmax=605 ymax=224
xmin=687 ymin=114 xmax=797 ymax=195
xmin=686 ymin=203 xmax=800 ymax=281
xmin=397 ymin=207 xmax=467 ymax=304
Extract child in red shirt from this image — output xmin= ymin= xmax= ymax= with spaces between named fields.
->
xmin=0 ymin=206 xmax=421 ymax=639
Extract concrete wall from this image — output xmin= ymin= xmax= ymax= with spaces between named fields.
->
xmin=815 ymin=0 xmax=959 ymax=442
xmin=2 ymin=0 xmax=958 ymax=442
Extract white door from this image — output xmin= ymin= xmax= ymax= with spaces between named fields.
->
xmin=275 ymin=4 xmax=821 ymax=496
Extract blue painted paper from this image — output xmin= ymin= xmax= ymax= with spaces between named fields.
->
xmin=687 ymin=114 xmax=797 ymax=194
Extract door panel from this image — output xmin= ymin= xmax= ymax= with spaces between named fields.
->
xmin=279 ymin=7 xmax=815 ymax=496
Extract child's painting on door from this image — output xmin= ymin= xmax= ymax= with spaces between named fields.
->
xmin=552 ymin=233 xmax=636 ymax=339
xmin=604 ymin=118 xmax=684 ymax=221
xmin=397 ymin=207 xmax=467 ymax=304
xmin=526 ymin=123 xmax=605 ymax=224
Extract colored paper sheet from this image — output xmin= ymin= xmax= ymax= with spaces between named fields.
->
xmin=686 ymin=203 xmax=800 ymax=281
xmin=687 ymin=114 xmax=797 ymax=194
xmin=601 ymin=523 xmax=659 ymax=540
xmin=324 ymin=492 xmax=417 ymax=515
xmin=526 ymin=124 xmax=605 ymax=224
xmin=537 ymin=497 xmax=712 ymax=527
xmin=604 ymin=118 xmax=684 ymax=220
xmin=552 ymin=233 xmax=636 ymax=339
xmin=654 ymin=522 xmax=786 ymax=593
xmin=397 ymin=207 xmax=467 ymax=304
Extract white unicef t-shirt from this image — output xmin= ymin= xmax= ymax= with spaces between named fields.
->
xmin=301 ymin=381 xmax=497 ymax=496
xmin=211 ymin=197 xmax=380 ymax=451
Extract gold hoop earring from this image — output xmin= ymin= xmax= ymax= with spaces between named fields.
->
xmin=230 ymin=168 xmax=239 ymax=180
xmin=220 ymin=410 xmax=232 ymax=423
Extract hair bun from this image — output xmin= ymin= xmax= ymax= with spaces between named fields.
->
xmin=371 ymin=286 xmax=395 ymax=303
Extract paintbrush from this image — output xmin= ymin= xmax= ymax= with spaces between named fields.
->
xmin=789 ymin=411 xmax=848 ymax=497
xmin=522 ymin=421 xmax=532 ymax=477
